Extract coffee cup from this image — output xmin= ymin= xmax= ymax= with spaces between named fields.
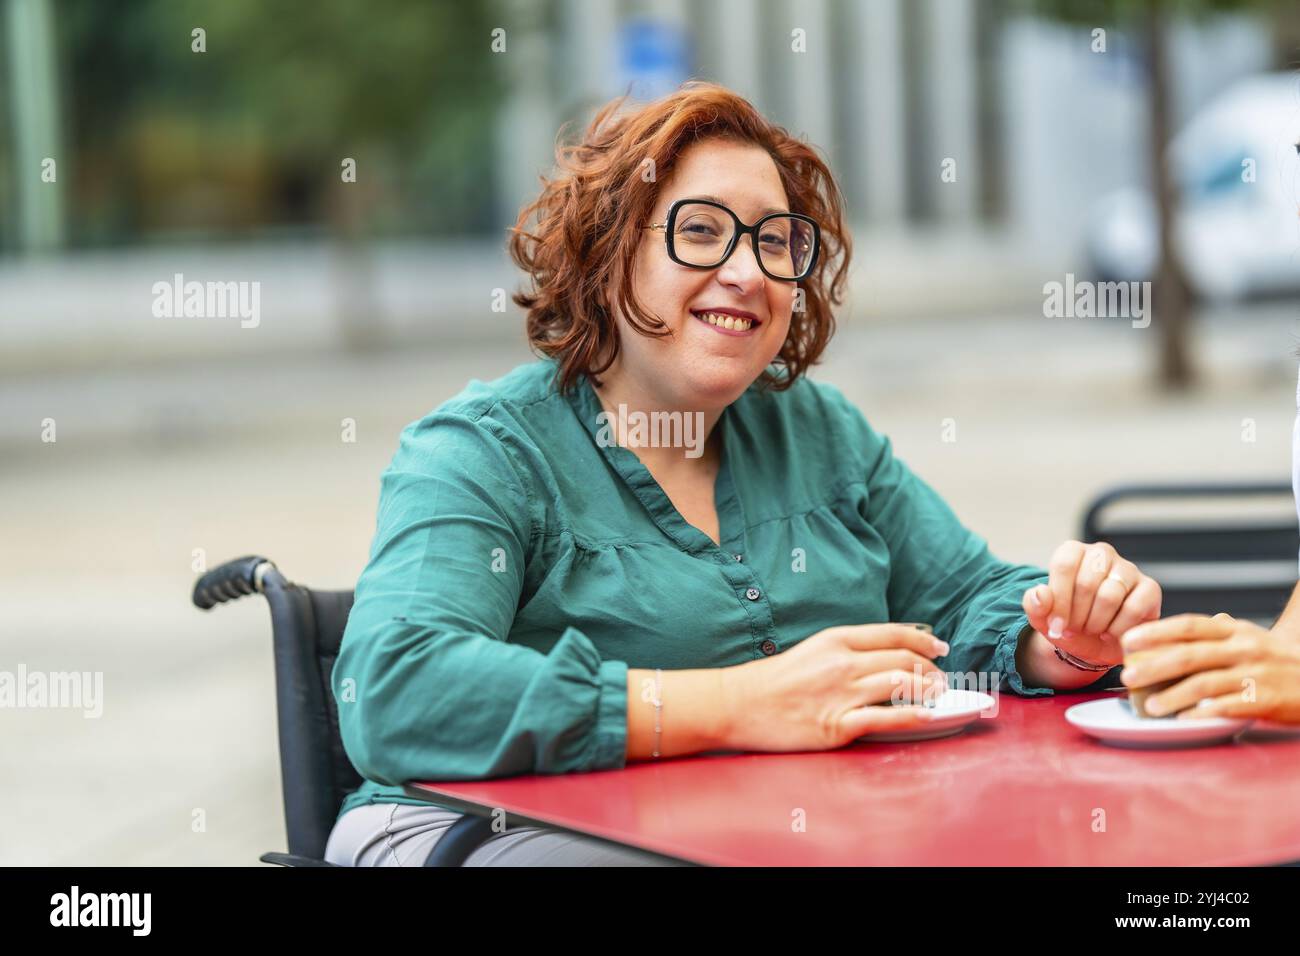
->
xmin=1124 ymin=647 xmax=1179 ymax=718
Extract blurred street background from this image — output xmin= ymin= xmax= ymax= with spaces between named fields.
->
xmin=2 ymin=0 xmax=1299 ymax=864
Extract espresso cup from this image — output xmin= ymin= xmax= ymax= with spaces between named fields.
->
xmin=1124 ymin=647 xmax=1179 ymax=718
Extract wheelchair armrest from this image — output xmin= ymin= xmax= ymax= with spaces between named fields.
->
xmin=423 ymin=813 xmax=496 ymax=866
xmin=260 ymin=851 xmax=342 ymax=867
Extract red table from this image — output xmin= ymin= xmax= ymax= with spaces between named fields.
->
xmin=405 ymin=690 xmax=1300 ymax=866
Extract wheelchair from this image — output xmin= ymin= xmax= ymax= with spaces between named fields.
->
xmin=191 ymin=555 xmax=495 ymax=866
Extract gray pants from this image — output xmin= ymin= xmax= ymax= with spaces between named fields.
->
xmin=324 ymin=803 xmax=684 ymax=867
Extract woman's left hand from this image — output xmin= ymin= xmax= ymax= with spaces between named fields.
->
xmin=1120 ymin=613 xmax=1300 ymax=722
xmin=1021 ymin=539 xmax=1163 ymax=669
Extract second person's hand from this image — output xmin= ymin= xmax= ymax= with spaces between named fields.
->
xmin=1120 ymin=612 xmax=1300 ymax=722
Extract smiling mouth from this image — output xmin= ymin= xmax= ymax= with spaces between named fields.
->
xmin=691 ymin=310 xmax=761 ymax=335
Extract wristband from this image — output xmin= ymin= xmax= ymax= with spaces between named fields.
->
xmin=1052 ymin=644 xmax=1115 ymax=672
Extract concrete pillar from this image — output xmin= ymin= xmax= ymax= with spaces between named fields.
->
xmin=848 ymin=0 xmax=908 ymax=223
xmin=922 ymin=0 xmax=980 ymax=222
xmin=6 ymin=0 xmax=64 ymax=252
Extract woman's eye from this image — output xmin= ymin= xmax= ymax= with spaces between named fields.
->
xmin=680 ymin=222 xmax=721 ymax=238
xmin=760 ymin=233 xmax=789 ymax=247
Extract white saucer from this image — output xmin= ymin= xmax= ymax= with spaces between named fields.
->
xmin=860 ymin=688 xmax=997 ymax=742
xmin=1243 ymin=719 xmax=1300 ymax=740
xmin=1065 ymin=696 xmax=1252 ymax=749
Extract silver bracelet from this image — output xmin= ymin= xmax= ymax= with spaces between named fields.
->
xmin=651 ymin=668 xmax=663 ymax=758
xmin=1053 ymin=645 xmax=1114 ymax=672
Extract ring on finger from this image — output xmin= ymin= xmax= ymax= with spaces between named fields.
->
xmin=1103 ymin=571 xmax=1132 ymax=592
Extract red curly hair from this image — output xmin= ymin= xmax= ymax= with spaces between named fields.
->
xmin=508 ymin=81 xmax=852 ymax=394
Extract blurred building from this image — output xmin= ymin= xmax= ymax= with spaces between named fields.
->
xmin=0 ymin=0 xmax=1290 ymax=380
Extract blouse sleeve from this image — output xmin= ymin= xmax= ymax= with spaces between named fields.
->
xmin=333 ymin=410 xmax=628 ymax=784
xmin=824 ymin=384 xmax=1119 ymax=696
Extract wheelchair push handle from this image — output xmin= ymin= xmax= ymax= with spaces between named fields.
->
xmin=192 ymin=555 xmax=279 ymax=609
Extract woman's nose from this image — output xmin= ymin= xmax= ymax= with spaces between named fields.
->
xmin=715 ymin=240 xmax=765 ymax=292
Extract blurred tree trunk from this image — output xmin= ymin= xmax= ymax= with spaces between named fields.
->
xmin=1145 ymin=0 xmax=1195 ymax=389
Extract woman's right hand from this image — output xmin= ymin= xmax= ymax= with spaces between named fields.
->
xmin=720 ymin=623 xmax=949 ymax=753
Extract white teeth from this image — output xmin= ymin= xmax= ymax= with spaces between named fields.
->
xmin=696 ymin=311 xmax=753 ymax=331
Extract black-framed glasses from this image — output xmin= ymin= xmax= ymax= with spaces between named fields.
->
xmin=644 ymin=198 xmax=820 ymax=282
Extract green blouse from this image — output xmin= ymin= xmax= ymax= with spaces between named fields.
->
xmin=332 ymin=358 xmax=1104 ymax=818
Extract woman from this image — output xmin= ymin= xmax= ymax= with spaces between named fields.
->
xmin=324 ymin=82 xmax=1162 ymax=866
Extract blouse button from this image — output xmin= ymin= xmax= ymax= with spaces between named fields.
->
xmin=760 ymin=639 xmax=778 ymax=656
xmin=745 ymin=587 xmax=761 ymax=601
xmin=733 ymin=553 xmax=743 ymax=562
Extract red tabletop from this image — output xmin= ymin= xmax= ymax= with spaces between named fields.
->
xmin=406 ymin=690 xmax=1300 ymax=866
